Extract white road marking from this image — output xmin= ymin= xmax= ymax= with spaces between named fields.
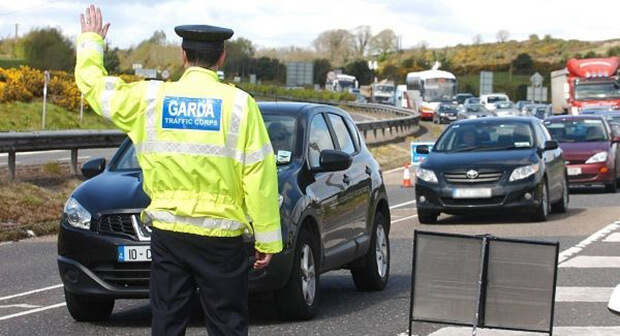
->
xmin=392 ymin=214 xmax=418 ymax=224
xmin=425 ymin=326 xmax=620 ymax=336
xmin=385 ymin=166 xmax=407 ymax=174
xmin=555 ymin=287 xmax=614 ymax=302
xmin=603 ymin=232 xmax=620 ymax=242
xmin=0 ymin=161 xmax=21 ymax=166
xmin=0 ymin=304 xmax=41 ymax=309
xmin=0 ymin=150 xmax=65 ymax=157
xmin=390 ymin=200 xmax=416 ymax=210
xmin=0 ymin=284 xmax=63 ymax=302
xmin=560 ymin=256 xmax=620 ymax=268
xmin=558 ymin=221 xmax=620 ymax=265
xmin=0 ymin=302 xmax=65 ymax=321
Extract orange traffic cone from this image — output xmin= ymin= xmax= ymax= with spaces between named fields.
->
xmin=402 ymin=163 xmax=412 ymax=188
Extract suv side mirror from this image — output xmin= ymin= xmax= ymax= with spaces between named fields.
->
xmin=544 ymin=140 xmax=559 ymax=151
xmin=416 ymin=145 xmax=430 ymax=155
xmin=81 ymin=158 xmax=106 ymax=179
xmin=313 ymin=150 xmax=352 ymax=173
xmin=612 ymin=136 xmax=620 ymax=143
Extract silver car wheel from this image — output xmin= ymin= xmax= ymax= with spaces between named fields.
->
xmin=375 ymin=224 xmax=388 ymax=278
xmin=300 ymin=244 xmax=316 ymax=305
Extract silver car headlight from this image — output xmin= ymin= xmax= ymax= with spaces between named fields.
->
xmin=416 ymin=168 xmax=438 ymax=183
xmin=585 ymin=151 xmax=608 ymax=164
xmin=509 ymin=163 xmax=540 ymax=182
xmin=64 ymin=197 xmax=92 ymax=230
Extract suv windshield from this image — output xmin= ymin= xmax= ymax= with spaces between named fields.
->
xmin=112 ymin=114 xmax=298 ymax=171
xmin=544 ymin=118 xmax=609 ymax=142
xmin=489 ymin=96 xmax=508 ymax=104
xmin=435 ymin=121 xmax=535 ymax=152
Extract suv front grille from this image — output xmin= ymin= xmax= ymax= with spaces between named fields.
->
xmin=98 ymin=214 xmax=137 ymax=238
xmin=441 ymin=196 xmax=505 ymax=206
xmin=444 ymin=170 xmax=503 ymax=184
xmin=92 ymin=262 xmax=150 ymax=288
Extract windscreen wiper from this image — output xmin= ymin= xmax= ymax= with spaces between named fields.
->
xmin=451 ymin=146 xmax=481 ymax=152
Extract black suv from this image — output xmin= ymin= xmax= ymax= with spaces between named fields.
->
xmin=415 ymin=117 xmax=568 ymax=223
xmin=58 ymin=102 xmax=391 ymax=321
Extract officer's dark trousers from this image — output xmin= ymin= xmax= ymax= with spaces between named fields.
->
xmin=150 ymin=227 xmax=248 ymax=336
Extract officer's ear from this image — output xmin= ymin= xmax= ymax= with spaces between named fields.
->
xmin=214 ymin=50 xmax=226 ymax=69
xmin=181 ymin=48 xmax=188 ymax=66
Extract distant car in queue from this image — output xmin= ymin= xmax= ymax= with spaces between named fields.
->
xmin=433 ymin=102 xmax=460 ymax=124
xmin=457 ymin=104 xmax=495 ymax=120
xmin=455 ymin=93 xmax=474 ymax=105
xmin=533 ymin=105 xmax=553 ymax=120
xmin=415 ymin=117 xmax=568 ymax=224
xmin=544 ymin=115 xmax=620 ymax=192
xmin=57 ymin=102 xmax=391 ymax=322
xmin=494 ymin=101 xmax=520 ymax=117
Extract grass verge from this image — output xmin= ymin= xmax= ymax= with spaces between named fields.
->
xmin=0 ymin=101 xmax=115 ymax=131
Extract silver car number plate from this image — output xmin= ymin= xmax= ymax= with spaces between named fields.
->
xmin=453 ymin=188 xmax=492 ymax=199
xmin=118 ymin=245 xmax=151 ymax=262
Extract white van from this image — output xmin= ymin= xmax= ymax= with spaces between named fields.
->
xmin=480 ymin=93 xmax=510 ymax=111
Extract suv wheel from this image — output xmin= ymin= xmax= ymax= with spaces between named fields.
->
xmin=418 ymin=210 xmax=438 ymax=224
xmin=275 ymin=228 xmax=319 ymax=320
xmin=530 ymin=180 xmax=550 ymax=222
xmin=64 ymin=288 xmax=114 ymax=322
xmin=551 ymin=177 xmax=569 ymax=213
xmin=351 ymin=212 xmax=390 ymax=291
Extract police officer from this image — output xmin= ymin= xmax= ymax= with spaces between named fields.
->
xmin=76 ymin=5 xmax=282 ymax=336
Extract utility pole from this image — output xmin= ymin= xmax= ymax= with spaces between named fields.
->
xmin=14 ymin=23 xmax=18 ymax=40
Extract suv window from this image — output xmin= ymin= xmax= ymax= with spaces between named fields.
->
xmin=328 ymin=113 xmax=356 ymax=155
xmin=115 ymin=144 xmax=140 ymax=170
xmin=344 ymin=118 xmax=361 ymax=149
xmin=308 ymin=114 xmax=335 ymax=168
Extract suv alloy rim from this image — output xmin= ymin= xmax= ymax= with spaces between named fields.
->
xmin=375 ymin=224 xmax=388 ymax=278
xmin=301 ymin=244 xmax=316 ymax=305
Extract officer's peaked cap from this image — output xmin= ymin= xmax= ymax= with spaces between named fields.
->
xmin=175 ymin=25 xmax=234 ymax=52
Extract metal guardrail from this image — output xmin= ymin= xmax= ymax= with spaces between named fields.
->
xmin=0 ymin=101 xmax=419 ymax=180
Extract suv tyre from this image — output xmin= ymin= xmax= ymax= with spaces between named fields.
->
xmin=351 ymin=212 xmax=390 ymax=291
xmin=64 ymin=288 xmax=114 ymax=322
xmin=275 ymin=228 xmax=319 ymax=320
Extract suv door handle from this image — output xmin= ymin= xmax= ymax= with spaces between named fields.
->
xmin=365 ymin=166 xmax=372 ymax=176
xmin=343 ymin=174 xmax=351 ymax=185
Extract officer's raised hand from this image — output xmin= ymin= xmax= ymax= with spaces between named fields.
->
xmin=79 ymin=4 xmax=110 ymax=39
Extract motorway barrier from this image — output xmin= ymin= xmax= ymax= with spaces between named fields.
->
xmin=0 ymin=101 xmax=419 ymax=180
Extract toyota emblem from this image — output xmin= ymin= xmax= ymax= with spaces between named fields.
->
xmin=466 ymin=170 xmax=479 ymax=179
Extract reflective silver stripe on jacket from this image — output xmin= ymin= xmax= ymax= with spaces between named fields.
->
xmin=144 ymin=80 xmax=163 ymax=142
xmin=254 ymin=229 xmax=283 ymax=244
xmin=77 ymin=40 xmax=103 ymax=56
xmin=100 ymin=77 xmax=118 ymax=121
xmin=145 ymin=210 xmax=245 ymax=231
xmin=136 ymin=89 xmax=271 ymax=164
xmin=240 ymin=143 xmax=274 ymax=165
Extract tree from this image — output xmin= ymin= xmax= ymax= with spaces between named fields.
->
xmin=496 ymin=30 xmax=510 ymax=43
xmin=607 ymin=46 xmax=620 ymax=57
xmin=370 ymin=29 xmax=398 ymax=59
xmin=379 ymin=64 xmax=399 ymax=82
xmin=512 ymin=53 xmax=534 ymax=74
xmin=223 ymin=37 xmax=255 ymax=78
xmin=351 ymin=25 xmax=372 ymax=58
xmin=19 ymin=27 xmax=75 ymax=71
xmin=313 ymin=29 xmax=354 ymax=67
xmin=345 ymin=59 xmax=373 ymax=85
xmin=104 ymin=45 xmax=121 ymax=74
xmin=253 ymin=56 xmax=284 ymax=82
xmin=528 ymin=34 xmax=540 ymax=42
xmin=313 ymin=58 xmax=331 ymax=85
xmin=472 ymin=34 xmax=482 ymax=45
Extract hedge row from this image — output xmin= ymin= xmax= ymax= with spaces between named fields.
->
xmin=238 ymin=83 xmax=355 ymax=102
xmin=0 ymin=67 xmax=354 ymax=112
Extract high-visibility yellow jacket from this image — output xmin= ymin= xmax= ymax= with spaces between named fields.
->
xmin=75 ymin=32 xmax=282 ymax=253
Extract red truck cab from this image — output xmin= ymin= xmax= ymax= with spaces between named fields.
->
xmin=566 ymin=57 xmax=620 ymax=114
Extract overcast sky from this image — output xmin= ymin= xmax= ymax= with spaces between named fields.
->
xmin=0 ymin=0 xmax=618 ymax=50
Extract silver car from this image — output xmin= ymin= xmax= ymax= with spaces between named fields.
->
xmin=457 ymin=104 xmax=495 ymax=120
xmin=494 ymin=101 xmax=520 ymax=117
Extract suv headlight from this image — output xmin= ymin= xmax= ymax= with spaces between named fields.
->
xmin=279 ymin=194 xmax=284 ymax=207
xmin=416 ymin=168 xmax=438 ymax=183
xmin=64 ymin=197 xmax=91 ymax=230
xmin=509 ymin=163 xmax=540 ymax=182
xmin=585 ymin=151 xmax=608 ymax=164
